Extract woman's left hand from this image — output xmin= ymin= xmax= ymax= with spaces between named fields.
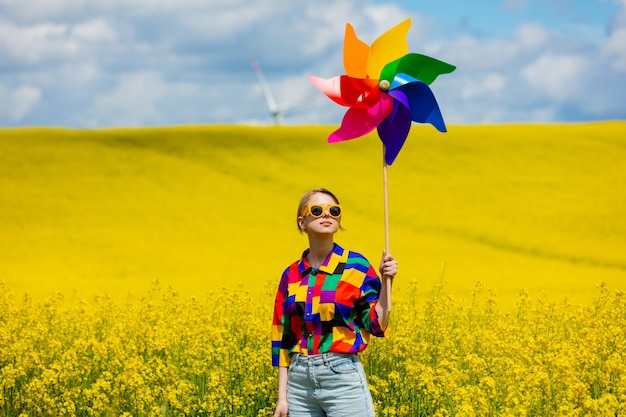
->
xmin=379 ymin=251 xmax=398 ymax=280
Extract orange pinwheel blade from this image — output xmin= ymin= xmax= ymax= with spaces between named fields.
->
xmin=343 ymin=23 xmax=370 ymax=79
xmin=366 ymin=18 xmax=411 ymax=78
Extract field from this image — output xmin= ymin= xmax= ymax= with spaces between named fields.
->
xmin=1 ymin=123 xmax=625 ymax=415
xmin=1 ymin=123 xmax=625 ymax=304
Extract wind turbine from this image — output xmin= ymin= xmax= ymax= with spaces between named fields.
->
xmin=249 ymin=55 xmax=308 ymax=125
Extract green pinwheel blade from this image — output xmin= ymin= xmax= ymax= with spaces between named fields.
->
xmin=380 ymin=53 xmax=456 ymax=85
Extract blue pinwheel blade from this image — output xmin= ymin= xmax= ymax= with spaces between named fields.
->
xmin=391 ymin=73 xmax=447 ymax=132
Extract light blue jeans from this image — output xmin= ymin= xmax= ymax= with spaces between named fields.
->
xmin=287 ymin=352 xmax=376 ymax=417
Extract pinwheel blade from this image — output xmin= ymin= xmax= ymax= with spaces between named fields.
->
xmin=309 ymin=19 xmax=455 ymax=166
xmin=392 ymin=74 xmax=447 ymax=132
xmin=309 ymin=75 xmax=380 ymax=108
xmin=344 ymin=23 xmax=370 ymax=79
xmin=367 ymin=18 xmax=411 ymax=79
xmin=380 ymin=53 xmax=456 ymax=85
xmin=329 ymin=93 xmax=395 ymax=142
xmin=378 ymin=97 xmax=412 ymax=165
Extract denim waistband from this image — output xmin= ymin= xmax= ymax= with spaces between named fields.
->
xmin=291 ymin=352 xmax=359 ymax=366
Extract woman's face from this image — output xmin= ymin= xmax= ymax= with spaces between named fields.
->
xmin=298 ymin=192 xmax=341 ymax=236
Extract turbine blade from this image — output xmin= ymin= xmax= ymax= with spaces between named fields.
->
xmin=249 ymin=55 xmax=278 ymax=113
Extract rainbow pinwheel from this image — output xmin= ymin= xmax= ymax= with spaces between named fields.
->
xmin=309 ymin=18 xmax=456 ymax=165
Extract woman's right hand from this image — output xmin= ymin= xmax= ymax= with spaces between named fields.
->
xmin=274 ymin=366 xmax=289 ymax=416
xmin=274 ymin=399 xmax=288 ymax=417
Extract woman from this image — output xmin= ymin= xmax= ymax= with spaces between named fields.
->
xmin=272 ymin=188 xmax=397 ymax=417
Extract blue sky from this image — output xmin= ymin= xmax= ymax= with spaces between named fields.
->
xmin=1 ymin=0 xmax=625 ymax=127
xmin=379 ymin=0 xmax=619 ymax=41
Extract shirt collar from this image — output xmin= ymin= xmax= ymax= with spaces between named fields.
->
xmin=299 ymin=243 xmax=346 ymax=276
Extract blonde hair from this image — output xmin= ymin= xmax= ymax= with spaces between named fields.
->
xmin=296 ymin=188 xmax=341 ymax=233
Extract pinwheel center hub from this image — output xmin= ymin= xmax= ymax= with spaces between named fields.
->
xmin=378 ymin=80 xmax=391 ymax=91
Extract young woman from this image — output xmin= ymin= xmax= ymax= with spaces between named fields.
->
xmin=272 ymin=188 xmax=397 ymax=417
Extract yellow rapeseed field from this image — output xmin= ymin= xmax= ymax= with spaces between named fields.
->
xmin=1 ymin=124 xmax=624 ymax=304
xmin=1 ymin=280 xmax=624 ymax=416
xmin=1 ymin=123 xmax=625 ymax=415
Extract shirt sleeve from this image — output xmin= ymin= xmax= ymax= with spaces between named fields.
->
xmin=355 ymin=263 xmax=386 ymax=337
xmin=271 ymin=271 xmax=291 ymax=367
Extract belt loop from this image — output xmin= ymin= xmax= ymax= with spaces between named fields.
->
xmin=323 ymin=353 xmax=329 ymax=366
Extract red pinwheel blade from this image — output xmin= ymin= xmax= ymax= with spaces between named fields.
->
xmin=309 ymin=75 xmax=380 ymax=108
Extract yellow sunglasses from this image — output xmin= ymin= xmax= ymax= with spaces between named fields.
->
xmin=301 ymin=204 xmax=342 ymax=219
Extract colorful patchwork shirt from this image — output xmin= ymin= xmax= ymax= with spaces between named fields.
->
xmin=272 ymin=243 xmax=386 ymax=367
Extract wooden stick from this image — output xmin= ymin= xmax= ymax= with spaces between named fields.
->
xmin=383 ymin=146 xmax=392 ymax=311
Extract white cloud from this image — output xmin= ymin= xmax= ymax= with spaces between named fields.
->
xmin=603 ymin=27 xmax=626 ymax=70
xmin=0 ymin=18 xmax=119 ymax=65
xmin=460 ymin=72 xmax=506 ymax=99
xmin=0 ymin=85 xmax=41 ymax=121
xmin=89 ymin=72 xmax=168 ymax=127
xmin=71 ymin=19 xmax=116 ymax=42
xmin=0 ymin=21 xmax=73 ymax=63
xmin=522 ymin=53 xmax=591 ymax=100
xmin=517 ymin=22 xmax=550 ymax=50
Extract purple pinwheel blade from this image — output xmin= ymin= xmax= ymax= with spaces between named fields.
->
xmin=377 ymin=98 xmax=412 ymax=165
